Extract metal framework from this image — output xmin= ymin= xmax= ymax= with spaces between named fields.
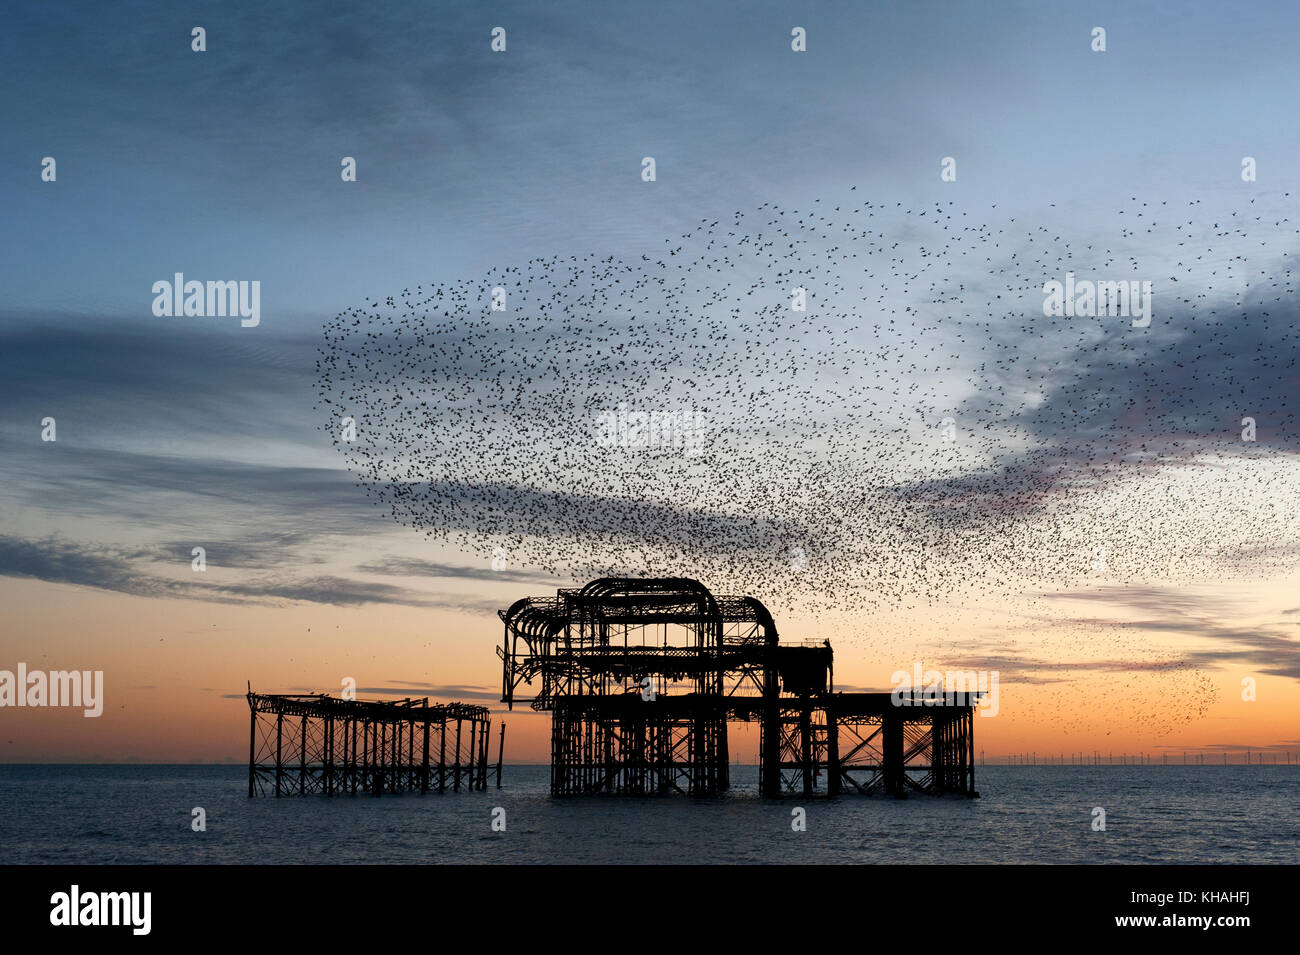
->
xmin=246 ymin=690 xmax=500 ymax=796
xmin=829 ymin=694 xmax=976 ymax=796
xmin=501 ymin=577 xmax=978 ymax=798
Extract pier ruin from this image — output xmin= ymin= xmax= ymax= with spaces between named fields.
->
xmin=499 ymin=577 xmax=978 ymax=797
xmin=246 ymin=690 xmax=500 ymax=796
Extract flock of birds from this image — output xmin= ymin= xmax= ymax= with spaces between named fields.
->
xmin=316 ymin=190 xmax=1300 ymax=656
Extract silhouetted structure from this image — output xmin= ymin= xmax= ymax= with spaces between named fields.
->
xmin=246 ymin=690 xmax=497 ymax=796
xmin=500 ymin=578 xmax=977 ymax=797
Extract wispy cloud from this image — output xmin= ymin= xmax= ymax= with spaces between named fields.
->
xmin=1042 ymin=587 xmax=1300 ymax=681
xmin=357 ymin=556 xmax=559 ymax=585
xmin=0 ymin=534 xmax=500 ymax=611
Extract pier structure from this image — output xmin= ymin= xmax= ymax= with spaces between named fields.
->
xmin=500 ymin=577 xmax=978 ymax=797
xmin=246 ymin=690 xmax=499 ymax=796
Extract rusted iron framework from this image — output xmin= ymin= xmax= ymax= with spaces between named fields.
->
xmin=828 ymin=694 xmax=976 ymax=796
xmin=246 ymin=690 xmax=498 ymax=796
xmin=501 ymin=577 xmax=978 ymax=798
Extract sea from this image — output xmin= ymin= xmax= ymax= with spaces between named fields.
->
xmin=1 ymin=764 xmax=1296 ymax=864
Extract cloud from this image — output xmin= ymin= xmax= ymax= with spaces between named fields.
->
xmin=0 ymin=534 xmax=499 ymax=611
xmin=0 ymin=535 xmax=148 ymax=595
xmin=1041 ymin=586 xmax=1300 ymax=681
xmin=357 ymin=556 xmax=560 ymax=585
xmin=354 ymin=685 xmax=501 ymax=701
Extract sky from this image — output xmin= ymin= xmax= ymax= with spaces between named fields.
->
xmin=3 ymin=0 xmax=1300 ymax=763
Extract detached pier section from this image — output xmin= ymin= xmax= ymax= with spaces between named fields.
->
xmin=500 ymin=577 xmax=978 ymax=798
xmin=246 ymin=691 xmax=494 ymax=796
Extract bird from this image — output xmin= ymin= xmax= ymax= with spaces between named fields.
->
xmin=315 ymin=188 xmax=1300 ymax=733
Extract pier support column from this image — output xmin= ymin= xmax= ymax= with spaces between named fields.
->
xmin=248 ymin=705 xmax=257 ymax=797
xmin=883 ymin=712 xmax=904 ymax=797
xmin=826 ymin=699 xmax=840 ymax=797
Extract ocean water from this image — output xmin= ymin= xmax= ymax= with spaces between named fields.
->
xmin=0 ymin=764 xmax=1296 ymax=864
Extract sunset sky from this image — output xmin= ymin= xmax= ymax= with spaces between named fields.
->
xmin=3 ymin=0 xmax=1300 ymax=764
